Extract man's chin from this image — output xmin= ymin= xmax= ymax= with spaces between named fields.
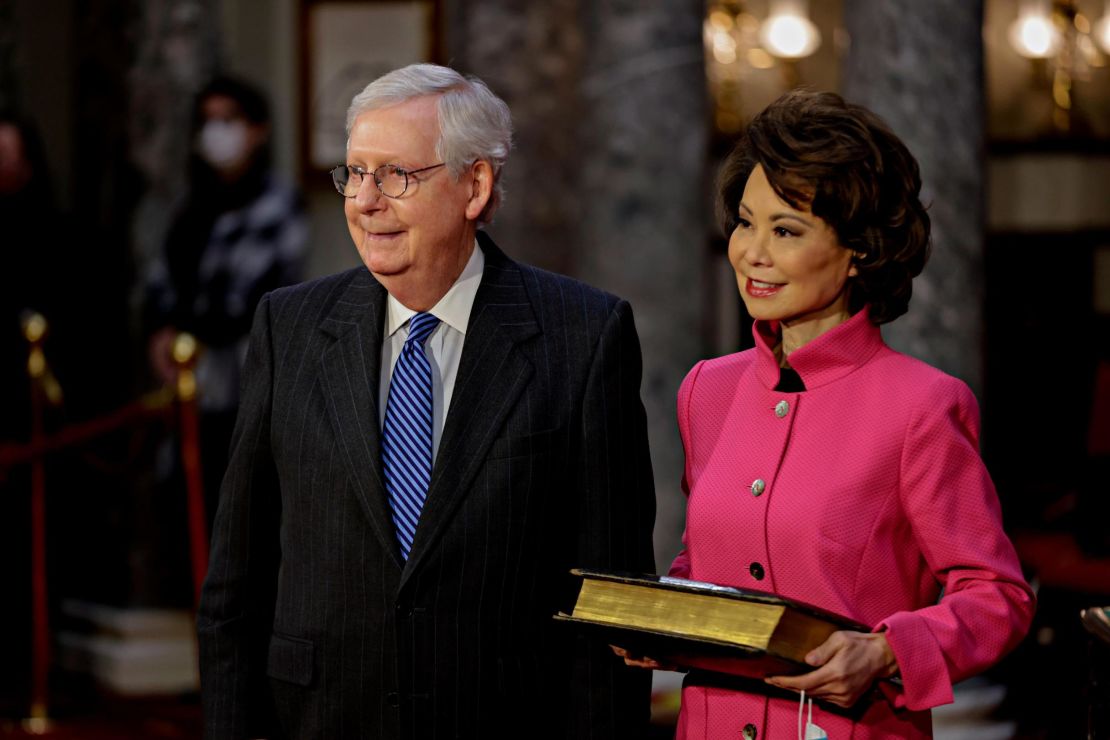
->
xmin=358 ymin=244 xmax=409 ymax=275
xmin=365 ymin=262 xmax=409 ymax=279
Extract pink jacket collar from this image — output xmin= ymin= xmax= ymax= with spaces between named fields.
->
xmin=753 ymin=308 xmax=886 ymax=391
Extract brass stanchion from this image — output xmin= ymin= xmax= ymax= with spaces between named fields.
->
xmin=0 ymin=317 xmax=207 ymax=731
xmin=21 ymin=312 xmax=54 ymax=735
xmin=173 ymin=333 xmax=209 ymax=607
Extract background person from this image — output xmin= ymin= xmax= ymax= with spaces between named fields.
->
xmin=144 ymin=76 xmax=307 ymax=524
xmin=617 ymin=89 xmax=1035 ymax=739
xmin=197 ymin=64 xmax=656 ymax=739
xmin=0 ymin=109 xmax=59 ymax=709
xmin=0 ymin=110 xmax=57 ymax=441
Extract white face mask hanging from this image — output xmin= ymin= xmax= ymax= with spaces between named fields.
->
xmin=797 ymin=689 xmax=829 ymax=740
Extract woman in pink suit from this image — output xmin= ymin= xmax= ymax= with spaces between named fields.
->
xmin=618 ymin=91 xmax=1035 ymax=738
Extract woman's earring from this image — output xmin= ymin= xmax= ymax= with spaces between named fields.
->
xmin=847 ymin=253 xmax=861 ymax=278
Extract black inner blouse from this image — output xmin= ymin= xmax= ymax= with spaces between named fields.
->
xmin=775 ymin=367 xmax=806 ymax=393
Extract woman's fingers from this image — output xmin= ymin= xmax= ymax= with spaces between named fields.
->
xmin=765 ymin=630 xmax=897 ymax=708
xmin=609 ymin=644 xmax=666 ymax=670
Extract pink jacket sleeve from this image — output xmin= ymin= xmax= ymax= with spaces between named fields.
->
xmin=879 ymin=374 xmax=1035 ymax=710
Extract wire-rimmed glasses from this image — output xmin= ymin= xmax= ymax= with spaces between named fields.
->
xmin=330 ymin=162 xmax=445 ymax=198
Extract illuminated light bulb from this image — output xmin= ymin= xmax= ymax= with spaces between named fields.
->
xmin=712 ymin=30 xmax=738 ymax=64
xmin=747 ymin=47 xmax=776 ymax=69
xmin=708 ymin=10 xmax=734 ymax=31
xmin=1096 ymin=3 xmax=1110 ymax=55
xmin=1008 ymin=1 xmax=1062 ymax=59
xmin=759 ymin=11 xmax=821 ymax=59
xmin=1011 ymin=15 xmax=1060 ymax=57
xmin=714 ymin=45 xmax=738 ymax=65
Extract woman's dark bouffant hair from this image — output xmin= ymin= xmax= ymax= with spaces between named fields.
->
xmin=718 ymin=89 xmax=931 ymax=325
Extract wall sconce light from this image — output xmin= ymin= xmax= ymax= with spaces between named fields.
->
xmin=704 ymin=0 xmax=822 ymax=134
xmin=759 ymin=0 xmax=822 ymax=59
xmin=1095 ymin=0 xmax=1110 ymax=54
xmin=1007 ymin=0 xmax=1107 ymax=134
xmin=1009 ymin=0 xmax=1062 ymax=58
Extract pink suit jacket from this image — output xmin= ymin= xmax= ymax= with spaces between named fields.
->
xmin=670 ymin=310 xmax=1034 ymax=739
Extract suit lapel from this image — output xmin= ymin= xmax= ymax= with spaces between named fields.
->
xmin=318 ymin=271 xmax=403 ymax=567
xmin=402 ymin=235 xmax=540 ymax=581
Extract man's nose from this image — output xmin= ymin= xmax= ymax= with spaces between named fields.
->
xmin=352 ymin=177 xmax=385 ymax=210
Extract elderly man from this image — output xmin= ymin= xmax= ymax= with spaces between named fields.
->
xmin=197 ymin=64 xmax=656 ymax=739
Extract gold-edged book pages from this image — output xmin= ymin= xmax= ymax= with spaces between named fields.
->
xmin=554 ymin=569 xmax=869 ymax=679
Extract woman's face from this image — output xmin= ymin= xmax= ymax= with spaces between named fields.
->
xmin=729 ymin=164 xmax=856 ymax=333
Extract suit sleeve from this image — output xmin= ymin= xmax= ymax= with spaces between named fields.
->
xmin=667 ymin=360 xmax=705 ymax=579
xmin=570 ymin=298 xmax=657 ymax=738
xmin=196 ymin=293 xmax=283 ymax=739
xmin=878 ymin=374 xmax=1035 ymax=711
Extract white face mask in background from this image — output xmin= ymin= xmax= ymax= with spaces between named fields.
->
xmin=197 ymin=120 xmax=250 ymax=170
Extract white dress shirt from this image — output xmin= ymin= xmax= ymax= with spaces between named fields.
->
xmin=379 ymin=243 xmax=485 ymax=462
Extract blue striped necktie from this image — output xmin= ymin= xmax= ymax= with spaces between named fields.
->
xmin=382 ymin=311 xmax=440 ymax=560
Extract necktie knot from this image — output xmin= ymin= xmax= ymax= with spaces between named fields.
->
xmin=406 ymin=312 xmax=439 ymax=346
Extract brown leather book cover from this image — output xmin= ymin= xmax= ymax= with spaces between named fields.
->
xmin=555 ymin=569 xmax=869 ymax=679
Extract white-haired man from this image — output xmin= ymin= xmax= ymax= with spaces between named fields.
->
xmin=197 ymin=64 xmax=655 ymax=739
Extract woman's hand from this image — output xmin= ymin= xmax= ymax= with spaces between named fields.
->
xmin=609 ymin=645 xmax=673 ymax=671
xmin=764 ymin=631 xmax=898 ymax=708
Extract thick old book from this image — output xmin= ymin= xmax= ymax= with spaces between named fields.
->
xmin=555 ymin=569 xmax=870 ymax=679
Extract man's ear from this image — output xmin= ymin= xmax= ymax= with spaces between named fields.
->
xmin=464 ymin=160 xmax=494 ymax=221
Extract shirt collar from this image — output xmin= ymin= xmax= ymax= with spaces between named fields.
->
xmin=386 ymin=240 xmax=485 ymax=338
xmin=753 ymin=308 xmax=886 ymax=391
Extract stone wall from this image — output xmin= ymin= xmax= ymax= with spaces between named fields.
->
xmin=447 ymin=0 xmax=708 ymax=568
xmin=843 ymin=0 xmax=986 ymax=394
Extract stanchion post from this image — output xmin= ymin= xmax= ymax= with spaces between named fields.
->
xmin=173 ymin=333 xmax=209 ymax=607
xmin=21 ymin=312 xmax=52 ymax=735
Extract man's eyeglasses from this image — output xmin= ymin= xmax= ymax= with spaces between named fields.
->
xmin=330 ymin=162 xmax=445 ymax=199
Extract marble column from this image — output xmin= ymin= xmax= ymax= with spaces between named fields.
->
xmin=576 ymin=1 xmax=706 ymax=571
xmin=129 ymin=0 xmax=224 ymax=274
xmin=842 ymin=0 xmax=985 ymax=395
xmin=126 ymin=0 xmax=223 ymax=605
xmin=444 ymin=0 xmax=585 ymax=276
xmin=447 ymin=0 xmax=707 ymax=569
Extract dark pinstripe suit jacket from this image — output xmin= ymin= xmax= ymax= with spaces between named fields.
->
xmin=197 ymin=233 xmax=656 ymax=739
